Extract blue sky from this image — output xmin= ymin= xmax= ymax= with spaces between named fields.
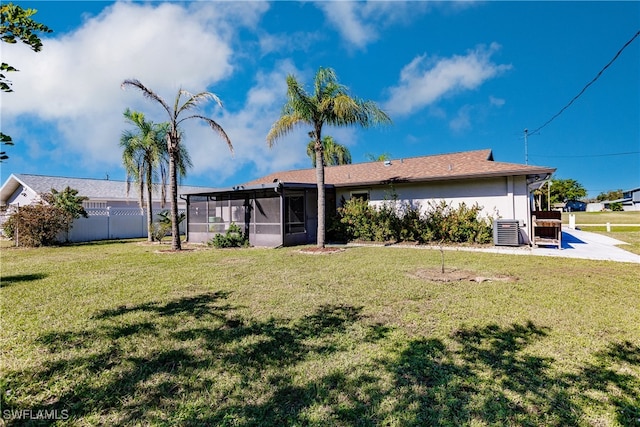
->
xmin=2 ymin=1 xmax=639 ymax=198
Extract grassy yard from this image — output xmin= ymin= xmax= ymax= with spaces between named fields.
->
xmin=562 ymin=211 xmax=640 ymax=225
xmin=1 ymin=241 xmax=639 ymax=426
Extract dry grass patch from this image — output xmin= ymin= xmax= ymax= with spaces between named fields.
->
xmin=410 ymin=268 xmax=517 ymax=283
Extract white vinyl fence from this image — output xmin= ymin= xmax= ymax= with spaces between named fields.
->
xmin=66 ymin=207 xmax=185 ymax=242
xmin=0 ymin=207 xmax=185 ymax=243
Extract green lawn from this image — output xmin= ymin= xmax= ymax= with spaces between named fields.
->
xmin=563 ymin=211 xmax=640 ymax=225
xmin=1 ymin=241 xmax=639 ymax=426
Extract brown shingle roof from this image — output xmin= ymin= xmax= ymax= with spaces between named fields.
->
xmin=243 ymin=149 xmax=555 ymax=187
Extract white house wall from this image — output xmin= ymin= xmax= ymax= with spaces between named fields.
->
xmin=5 ymin=184 xmax=41 ymax=207
xmin=336 ymin=175 xmax=531 ymax=230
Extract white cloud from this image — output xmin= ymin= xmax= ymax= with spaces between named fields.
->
xmin=449 ymin=105 xmax=472 ymax=133
xmin=316 ymin=1 xmax=431 ymax=49
xmin=316 ymin=2 xmax=376 ymax=49
xmin=258 ymin=31 xmax=323 ymax=57
xmin=489 ymin=95 xmax=506 ymax=107
xmin=2 ymin=1 xmax=267 ymax=180
xmin=384 ymin=43 xmax=512 ymax=116
xmin=449 ymin=96 xmax=507 ymax=134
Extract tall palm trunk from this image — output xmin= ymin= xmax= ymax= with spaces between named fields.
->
xmin=145 ymin=165 xmax=153 ymax=242
xmin=315 ymin=137 xmax=325 ymax=248
xmin=168 ymin=133 xmax=181 ymax=250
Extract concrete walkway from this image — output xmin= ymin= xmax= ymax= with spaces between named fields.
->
xmin=530 ymin=227 xmax=640 ymax=263
xmin=472 ymin=227 xmax=640 ymax=263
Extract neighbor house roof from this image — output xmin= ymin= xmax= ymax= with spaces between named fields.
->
xmin=0 ymin=174 xmax=216 ymax=205
xmin=243 ymin=149 xmax=555 ymax=188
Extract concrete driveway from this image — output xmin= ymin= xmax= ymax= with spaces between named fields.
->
xmin=530 ymin=227 xmax=640 ymax=263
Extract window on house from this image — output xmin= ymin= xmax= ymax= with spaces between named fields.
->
xmin=350 ymin=191 xmax=369 ymax=201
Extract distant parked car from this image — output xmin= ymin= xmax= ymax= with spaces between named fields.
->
xmin=564 ymin=200 xmax=586 ymax=212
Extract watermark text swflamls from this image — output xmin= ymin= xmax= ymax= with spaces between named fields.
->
xmin=2 ymin=408 xmax=70 ymax=421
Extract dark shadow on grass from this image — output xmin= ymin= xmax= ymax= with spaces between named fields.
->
xmin=0 ymin=272 xmax=47 ymax=287
xmin=93 ymin=290 xmax=233 ymax=320
xmin=7 ymin=298 xmax=639 ymax=426
xmin=5 ymin=293 xmax=379 ymax=426
xmin=568 ymin=340 xmax=640 ymax=426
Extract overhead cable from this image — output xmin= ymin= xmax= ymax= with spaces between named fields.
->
xmin=529 ymin=30 xmax=640 ymax=136
xmin=530 ymin=151 xmax=640 ymax=158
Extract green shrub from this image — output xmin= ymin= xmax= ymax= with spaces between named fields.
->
xmin=609 ymin=202 xmax=623 ymax=212
xmin=338 ymin=197 xmax=377 ymax=242
xmin=423 ymin=201 xmax=492 ymax=244
xmin=398 ymin=203 xmax=433 ymax=243
xmin=208 ymin=223 xmax=249 ymax=248
xmin=150 ymin=222 xmax=171 ymax=243
xmin=2 ymin=204 xmax=71 ymax=247
xmin=336 ymin=198 xmax=492 ymax=245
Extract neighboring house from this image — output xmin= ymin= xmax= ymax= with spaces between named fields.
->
xmin=183 ymin=149 xmax=555 ymax=247
xmin=0 ymin=174 xmax=215 ymax=242
xmin=587 ymin=187 xmax=640 ymax=212
xmin=619 ymin=187 xmax=640 ymax=211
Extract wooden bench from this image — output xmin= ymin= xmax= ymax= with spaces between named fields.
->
xmin=532 ymin=211 xmax=562 ymax=249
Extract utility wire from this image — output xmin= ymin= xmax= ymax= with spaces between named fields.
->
xmin=528 ymin=30 xmax=640 ymax=136
xmin=530 ymin=151 xmax=640 ymax=158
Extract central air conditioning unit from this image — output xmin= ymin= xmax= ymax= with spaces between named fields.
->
xmin=493 ymin=219 xmax=520 ymax=246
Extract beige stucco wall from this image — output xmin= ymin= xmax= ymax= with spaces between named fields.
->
xmin=336 ymin=176 xmax=533 ymax=240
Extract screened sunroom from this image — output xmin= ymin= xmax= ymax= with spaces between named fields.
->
xmin=184 ymin=182 xmax=335 ymax=247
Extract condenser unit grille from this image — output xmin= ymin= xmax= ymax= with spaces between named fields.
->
xmin=493 ymin=220 xmax=520 ymax=246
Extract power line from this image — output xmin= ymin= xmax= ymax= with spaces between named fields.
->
xmin=530 ymin=151 xmax=640 ymax=159
xmin=528 ymin=30 xmax=640 ymax=136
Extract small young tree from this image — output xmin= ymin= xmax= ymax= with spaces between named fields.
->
xmin=42 ymin=186 xmax=88 ymax=241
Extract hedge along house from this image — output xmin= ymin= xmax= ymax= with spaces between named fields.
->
xmin=183 ymin=149 xmax=555 ymax=247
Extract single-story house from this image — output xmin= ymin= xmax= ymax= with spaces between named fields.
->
xmin=183 ymin=149 xmax=556 ymax=247
xmin=0 ymin=174 xmax=214 ymax=242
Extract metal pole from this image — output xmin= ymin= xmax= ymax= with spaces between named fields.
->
xmin=524 ymin=129 xmax=529 ymax=165
xmin=15 ymin=203 xmax=19 ymax=247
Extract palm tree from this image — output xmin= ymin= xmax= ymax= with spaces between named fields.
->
xmin=121 ymin=79 xmax=232 ymax=250
xmin=267 ymin=67 xmax=391 ymax=248
xmin=306 ymin=134 xmax=352 ymax=168
xmin=120 ymin=108 xmax=191 ymax=242
xmin=365 ymin=152 xmax=391 ymax=162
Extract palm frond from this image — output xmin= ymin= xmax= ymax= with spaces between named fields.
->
xmin=180 ymin=114 xmax=233 ymax=155
xmin=121 ymin=79 xmax=172 ymax=118
xmin=266 ymin=113 xmax=305 ymax=147
xmin=175 ymin=90 xmax=223 ymax=117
